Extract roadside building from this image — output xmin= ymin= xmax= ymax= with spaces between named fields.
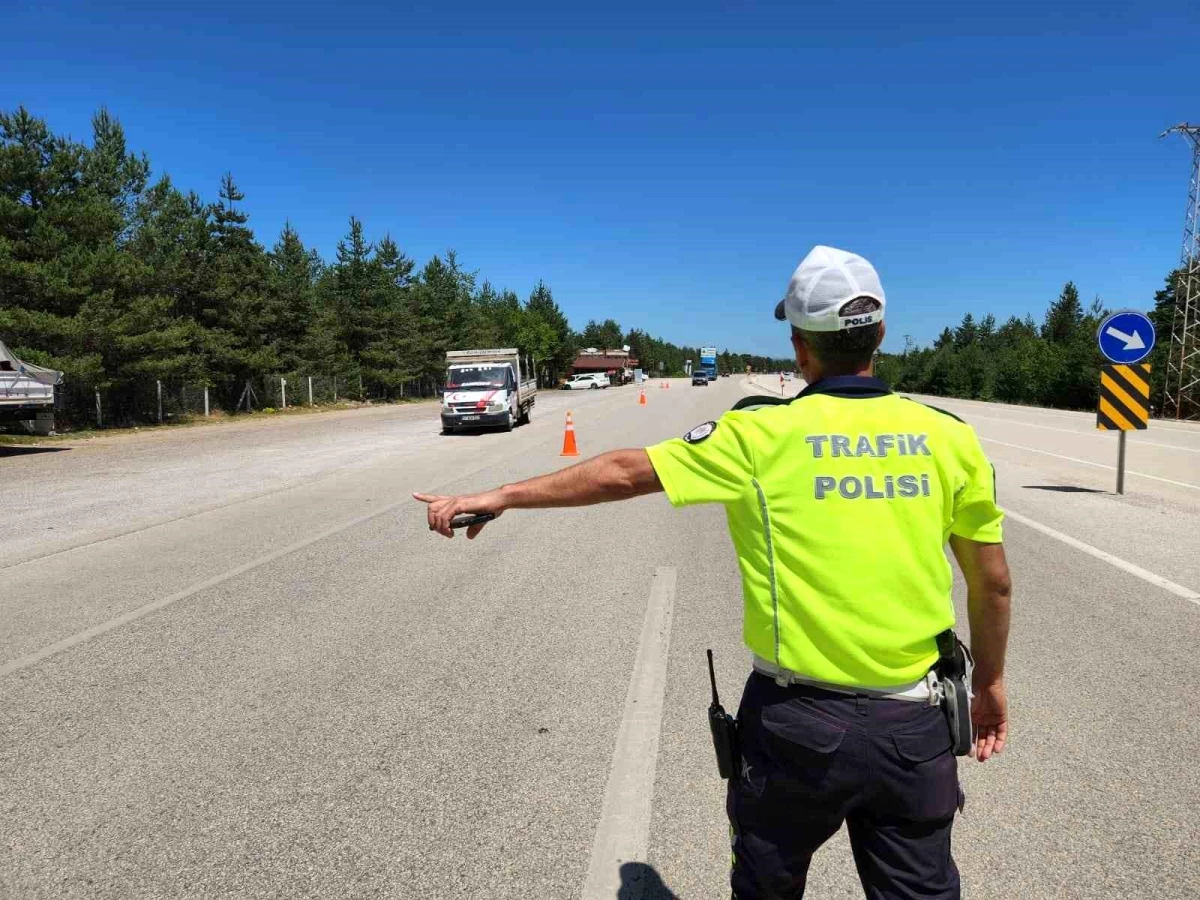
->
xmin=569 ymin=348 xmax=639 ymax=385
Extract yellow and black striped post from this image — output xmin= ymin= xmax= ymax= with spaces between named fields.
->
xmin=1097 ymin=364 xmax=1150 ymax=431
xmin=1096 ymin=363 xmax=1151 ymax=494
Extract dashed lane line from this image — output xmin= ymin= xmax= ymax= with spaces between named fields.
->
xmin=981 ymin=437 xmax=1200 ymax=491
xmin=964 ymin=413 xmax=1200 ymax=454
xmin=1005 ymin=509 xmax=1199 ymax=605
xmin=580 ymin=567 xmax=676 ymax=900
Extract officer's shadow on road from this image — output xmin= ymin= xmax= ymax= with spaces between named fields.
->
xmin=618 ymin=862 xmax=682 ymax=900
xmin=1022 ymin=484 xmax=1106 ymax=493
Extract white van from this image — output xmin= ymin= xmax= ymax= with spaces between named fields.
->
xmin=441 ymin=349 xmax=537 ymax=433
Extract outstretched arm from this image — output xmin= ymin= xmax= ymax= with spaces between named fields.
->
xmin=415 ymin=449 xmax=662 ymax=538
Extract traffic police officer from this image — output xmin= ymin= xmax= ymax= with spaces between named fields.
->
xmin=416 ymin=245 xmax=1013 ymax=900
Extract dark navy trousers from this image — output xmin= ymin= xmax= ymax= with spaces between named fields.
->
xmin=728 ymin=673 xmax=963 ymax=900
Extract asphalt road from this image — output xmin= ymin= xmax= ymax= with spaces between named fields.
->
xmin=2 ymin=377 xmax=1197 ymax=899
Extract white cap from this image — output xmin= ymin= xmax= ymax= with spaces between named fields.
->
xmin=774 ymin=245 xmax=886 ymax=332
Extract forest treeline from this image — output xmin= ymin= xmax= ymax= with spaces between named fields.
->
xmin=0 ymin=106 xmax=789 ymax=422
xmin=875 ymin=275 xmax=1179 ymax=413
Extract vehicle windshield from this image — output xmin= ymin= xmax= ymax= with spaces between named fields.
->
xmin=446 ymin=365 xmax=509 ymax=389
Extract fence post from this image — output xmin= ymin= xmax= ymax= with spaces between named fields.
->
xmin=157 ymin=380 xmax=163 ymax=423
xmin=204 ymin=386 xmax=210 ymax=417
xmin=281 ymin=377 xmax=287 ymax=409
xmin=308 ymin=376 xmax=313 ymax=406
xmin=358 ymin=373 xmax=363 ymax=399
xmin=333 ymin=376 xmax=338 ymax=401
xmin=95 ymin=388 xmax=102 ymax=427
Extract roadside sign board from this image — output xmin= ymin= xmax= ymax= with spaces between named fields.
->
xmin=1096 ymin=362 xmax=1150 ymax=495
xmin=1097 ymin=311 xmax=1155 ymax=365
xmin=1097 ymin=364 xmax=1150 ymax=431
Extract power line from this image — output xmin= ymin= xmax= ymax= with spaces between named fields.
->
xmin=1160 ymin=123 xmax=1200 ymax=420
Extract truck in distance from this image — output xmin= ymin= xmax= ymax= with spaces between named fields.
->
xmin=441 ymin=349 xmax=537 ymax=434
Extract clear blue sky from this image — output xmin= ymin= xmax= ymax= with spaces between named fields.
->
xmin=4 ymin=0 xmax=1197 ymax=355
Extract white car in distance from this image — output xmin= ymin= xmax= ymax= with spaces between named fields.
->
xmin=562 ymin=373 xmax=610 ymax=390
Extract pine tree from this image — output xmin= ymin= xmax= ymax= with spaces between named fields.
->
xmin=599 ymin=319 xmax=624 ymax=350
xmin=359 ymin=232 xmax=419 ymax=396
xmin=1043 ymin=281 xmax=1083 ymax=344
xmin=978 ymin=313 xmax=997 ymax=348
xmin=266 ymin=223 xmax=318 ymax=371
xmin=954 ymin=313 xmax=978 ymax=348
xmin=0 ymin=106 xmax=88 ymax=365
xmin=328 ymin=216 xmax=375 ymax=360
xmin=201 ymin=173 xmax=274 ymax=393
xmin=81 ymin=107 xmax=149 ymax=243
xmin=405 ymin=254 xmax=461 ymax=386
xmin=527 ymin=281 xmax=573 ymax=382
xmin=128 ymin=177 xmax=211 ymax=321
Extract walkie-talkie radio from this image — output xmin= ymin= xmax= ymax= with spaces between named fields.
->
xmin=706 ymin=649 xmax=739 ymax=779
xmin=450 ymin=513 xmax=496 ymax=530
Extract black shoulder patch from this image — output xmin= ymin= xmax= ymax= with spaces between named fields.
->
xmin=683 ymin=421 xmax=717 ymax=443
xmin=903 ymin=397 xmax=968 ymax=424
xmin=731 ymin=395 xmax=789 ymax=412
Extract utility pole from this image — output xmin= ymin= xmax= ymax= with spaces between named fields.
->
xmin=903 ymin=334 xmax=914 ymax=356
xmin=1160 ymin=123 xmax=1200 ymax=420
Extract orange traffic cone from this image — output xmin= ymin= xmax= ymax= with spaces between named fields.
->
xmin=639 ymin=389 xmax=647 ymax=406
xmin=561 ymin=411 xmax=579 ymax=457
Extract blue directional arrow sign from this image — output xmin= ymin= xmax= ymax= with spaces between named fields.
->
xmin=1097 ymin=310 xmax=1155 ymax=365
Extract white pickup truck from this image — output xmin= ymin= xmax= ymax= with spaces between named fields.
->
xmin=441 ymin=349 xmax=538 ymax=434
xmin=0 ymin=339 xmax=62 ymax=435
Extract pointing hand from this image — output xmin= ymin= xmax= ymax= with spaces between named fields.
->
xmin=413 ymin=491 xmax=504 ymax=539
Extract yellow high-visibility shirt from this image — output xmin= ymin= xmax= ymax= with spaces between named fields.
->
xmin=646 ymin=376 xmax=1003 ymax=689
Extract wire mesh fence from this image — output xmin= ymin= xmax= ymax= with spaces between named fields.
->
xmin=52 ymin=379 xmax=215 ymax=428
xmin=35 ymin=371 xmax=443 ymax=433
xmin=5 ymin=365 xmax=462 ymax=434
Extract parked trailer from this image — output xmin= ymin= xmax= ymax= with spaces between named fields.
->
xmin=0 ymin=340 xmax=62 ymax=435
xmin=441 ymin=348 xmax=538 ymax=434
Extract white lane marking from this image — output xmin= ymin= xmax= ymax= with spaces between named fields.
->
xmin=1150 ymin=419 xmax=1200 ymax=435
xmin=981 ymin=437 xmax=1200 ymax=491
xmin=966 ymin=413 xmax=1200 ymax=454
xmin=911 ymin=394 xmax=1200 ymax=436
xmin=0 ymin=496 xmax=413 ymax=678
xmin=1006 ymin=509 xmax=1200 ymax=605
xmin=581 ymin=567 xmax=676 ymax=900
